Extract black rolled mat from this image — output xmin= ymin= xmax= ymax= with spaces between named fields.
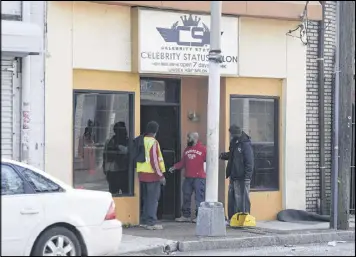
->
xmin=277 ymin=209 xmax=330 ymax=223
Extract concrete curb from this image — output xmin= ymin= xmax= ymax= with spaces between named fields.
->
xmin=117 ymin=241 xmax=179 ymax=256
xmin=178 ymin=230 xmax=355 ymax=252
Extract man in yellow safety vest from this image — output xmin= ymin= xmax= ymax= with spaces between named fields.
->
xmin=136 ymin=121 xmax=166 ymax=230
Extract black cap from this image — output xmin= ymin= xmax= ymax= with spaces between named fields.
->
xmin=146 ymin=121 xmax=159 ymax=134
xmin=114 ymin=121 xmax=126 ymax=130
xmin=229 ymin=124 xmax=242 ymax=136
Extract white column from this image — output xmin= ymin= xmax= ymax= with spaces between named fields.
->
xmin=205 ymin=1 xmax=222 ymax=203
xmin=283 ymin=29 xmax=307 ymax=211
xmin=21 ymin=1 xmax=31 ymax=164
xmin=196 ymin=1 xmax=226 ymax=237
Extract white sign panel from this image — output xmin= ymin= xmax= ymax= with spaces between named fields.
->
xmin=138 ymin=9 xmax=239 ymax=76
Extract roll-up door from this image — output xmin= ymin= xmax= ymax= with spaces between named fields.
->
xmin=1 ymin=58 xmax=20 ymax=160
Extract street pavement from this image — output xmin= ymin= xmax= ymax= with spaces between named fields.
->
xmin=123 ymin=220 xmax=355 ymax=242
xmin=174 ymin=242 xmax=355 ymax=256
xmin=119 ymin=221 xmax=355 ymax=256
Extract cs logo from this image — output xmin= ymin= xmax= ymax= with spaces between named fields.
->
xmin=156 ymin=14 xmax=223 ymax=47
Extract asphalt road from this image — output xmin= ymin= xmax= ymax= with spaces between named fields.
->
xmin=174 ymin=242 xmax=355 ymax=256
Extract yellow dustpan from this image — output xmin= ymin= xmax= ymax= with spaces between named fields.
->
xmin=230 ymin=212 xmax=256 ymax=227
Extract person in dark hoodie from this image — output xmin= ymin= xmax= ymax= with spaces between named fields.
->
xmin=103 ymin=122 xmax=129 ymax=195
xmin=219 ymin=125 xmax=254 ymax=224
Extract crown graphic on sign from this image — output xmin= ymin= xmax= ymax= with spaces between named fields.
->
xmin=180 ymin=14 xmax=201 ymax=27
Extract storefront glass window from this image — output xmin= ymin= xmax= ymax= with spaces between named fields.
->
xmin=230 ymin=97 xmax=279 ymax=191
xmin=140 ymin=80 xmax=166 ymax=102
xmin=73 ymin=91 xmax=134 ymax=196
xmin=140 ymin=78 xmax=180 ymax=104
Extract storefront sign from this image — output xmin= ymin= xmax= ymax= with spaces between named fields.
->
xmin=138 ymin=9 xmax=239 ymax=76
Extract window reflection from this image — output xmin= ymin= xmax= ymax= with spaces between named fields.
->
xmin=73 ymin=92 xmax=134 ymax=196
xmin=22 ymin=169 xmax=63 ymax=193
xmin=140 ymin=78 xmax=180 ymax=104
xmin=103 ymin=122 xmax=129 ymax=194
xmin=140 ymin=80 xmax=165 ymax=102
xmin=1 ymin=165 xmax=25 ymax=195
xmin=230 ymin=97 xmax=279 ymax=191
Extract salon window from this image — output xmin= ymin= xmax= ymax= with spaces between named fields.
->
xmin=73 ymin=92 xmax=134 ymax=196
xmin=230 ymin=96 xmax=279 ymax=191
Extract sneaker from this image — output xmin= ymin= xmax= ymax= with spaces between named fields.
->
xmin=145 ymin=224 xmax=163 ymax=230
xmin=192 ymin=218 xmax=197 ymax=223
xmin=225 ymin=220 xmax=230 ymax=227
xmin=175 ymin=216 xmax=191 ymax=222
xmin=139 ymin=224 xmax=147 ymax=228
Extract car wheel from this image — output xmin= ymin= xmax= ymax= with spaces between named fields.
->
xmin=32 ymin=226 xmax=82 ymax=256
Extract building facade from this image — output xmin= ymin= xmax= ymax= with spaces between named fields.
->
xmin=44 ymin=1 xmax=324 ymax=224
xmin=1 ymin=1 xmax=45 ymax=169
xmin=305 ymin=1 xmax=337 ymax=214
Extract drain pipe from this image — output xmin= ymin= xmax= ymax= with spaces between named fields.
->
xmin=318 ymin=1 xmax=326 ymax=215
xmin=21 ymin=1 xmax=31 ymax=164
xmin=330 ymin=0 xmax=341 ymax=229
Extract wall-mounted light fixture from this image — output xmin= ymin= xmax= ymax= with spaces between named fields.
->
xmin=188 ymin=111 xmax=200 ymax=122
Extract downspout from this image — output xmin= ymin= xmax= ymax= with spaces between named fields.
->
xmin=318 ymin=1 xmax=326 ymax=215
xmin=330 ymin=0 xmax=340 ymax=229
xmin=21 ymin=1 xmax=31 ymax=164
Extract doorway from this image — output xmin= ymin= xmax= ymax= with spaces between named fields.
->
xmin=140 ymin=78 xmax=181 ymax=220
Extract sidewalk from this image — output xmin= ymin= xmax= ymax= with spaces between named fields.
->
xmin=117 ymin=218 xmax=355 ymax=255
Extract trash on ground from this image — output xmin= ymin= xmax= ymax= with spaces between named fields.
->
xmin=328 ymin=241 xmax=337 ymax=247
xmin=327 ymin=240 xmax=347 ymax=247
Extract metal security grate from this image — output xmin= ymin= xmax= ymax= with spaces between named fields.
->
xmin=1 ymin=58 xmax=15 ymax=160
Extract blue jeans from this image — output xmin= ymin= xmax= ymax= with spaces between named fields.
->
xmin=228 ymin=179 xmax=251 ymax=220
xmin=182 ymin=178 xmax=206 ymax=218
xmin=140 ymin=181 xmax=161 ymax=226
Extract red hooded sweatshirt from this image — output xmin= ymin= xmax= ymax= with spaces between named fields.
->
xmin=174 ymin=141 xmax=207 ymax=179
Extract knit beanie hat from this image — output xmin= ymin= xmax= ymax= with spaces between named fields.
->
xmin=229 ymin=124 xmax=242 ymax=137
xmin=146 ymin=121 xmax=159 ymax=134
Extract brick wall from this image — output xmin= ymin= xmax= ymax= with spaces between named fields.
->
xmin=306 ymin=1 xmax=336 ymax=213
xmin=306 ymin=18 xmax=320 ymax=213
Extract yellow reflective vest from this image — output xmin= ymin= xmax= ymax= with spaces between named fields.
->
xmin=136 ymin=137 xmax=166 ymax=174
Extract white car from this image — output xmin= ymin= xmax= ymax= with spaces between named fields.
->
xmin=1 ymin=159 xmax=122 ymax=256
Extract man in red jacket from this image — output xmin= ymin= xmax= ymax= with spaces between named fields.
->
xmin=169 ymin=132 xmax=206 ymax=223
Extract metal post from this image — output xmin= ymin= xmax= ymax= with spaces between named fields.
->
xmin=318 ymin=1 xmax=326 ymax=215
xmin=196 ymin=1 xmax=226 ymax=237
xmin=330 ymin=0 xmax=340 ymax=229
xmin=21 ymin=1 xmax=31 ymax=164
xmin=205 ymin=1 xmax=222 ymax=203
xmin=336 ymin=0 xmax=354 ymax=230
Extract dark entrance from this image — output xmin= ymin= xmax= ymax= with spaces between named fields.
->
xmin=140 ymin=78 xmax=181 ymax=220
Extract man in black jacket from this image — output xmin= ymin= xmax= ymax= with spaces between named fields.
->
xmin=219 ymin=125 xmax=254 ymax=223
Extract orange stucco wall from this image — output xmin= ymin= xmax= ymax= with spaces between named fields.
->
xmin=224 ymin=77 xmax=283 ymax=221
xmin=72 ymin=71 xmax=284 ymax=223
